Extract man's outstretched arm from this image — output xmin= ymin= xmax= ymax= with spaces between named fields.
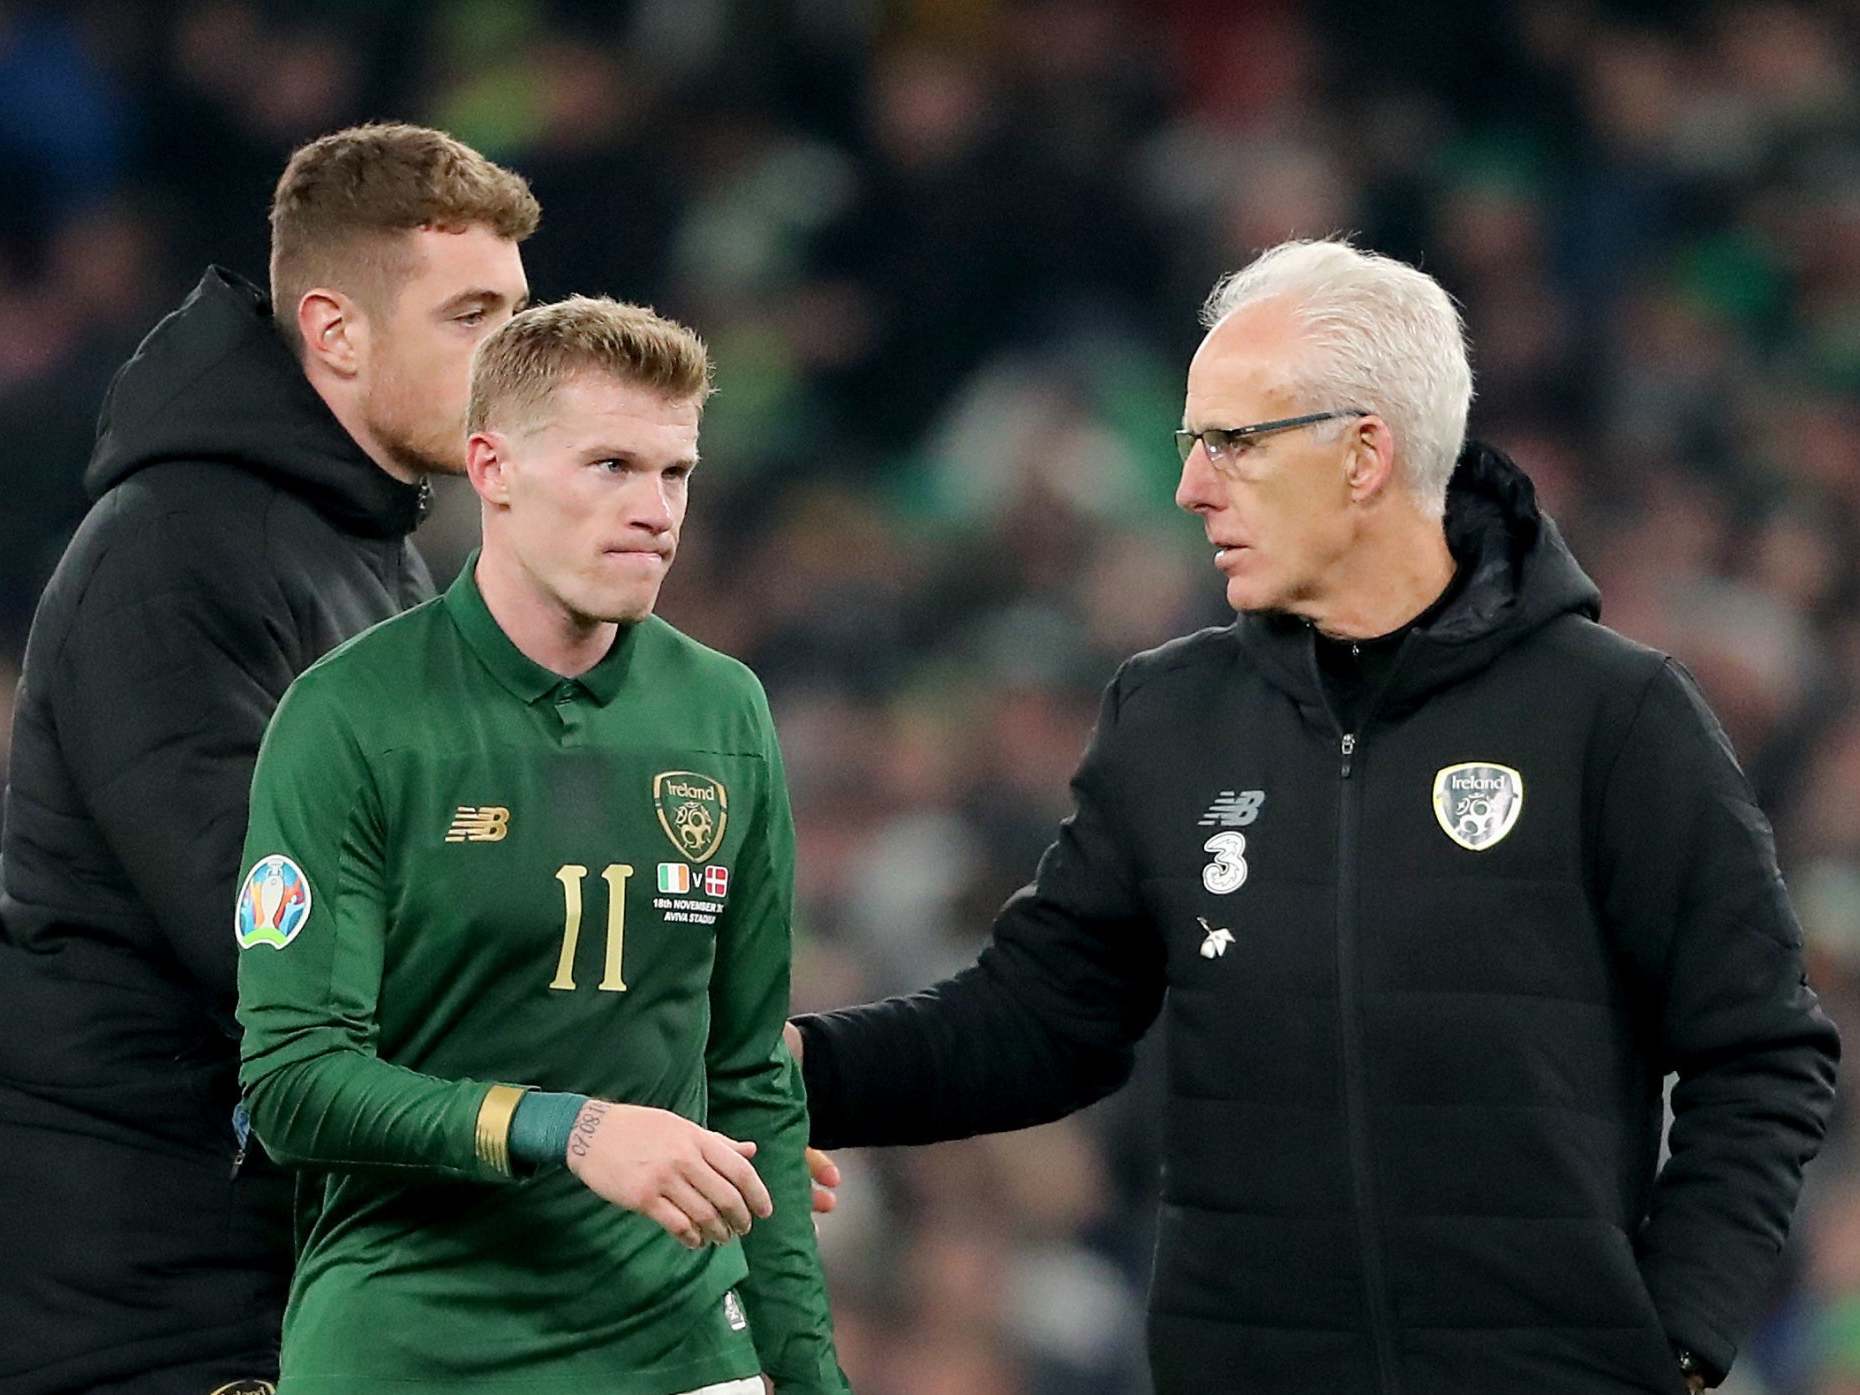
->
xmin=794 ymin=667 xmax=1165 ymax=1149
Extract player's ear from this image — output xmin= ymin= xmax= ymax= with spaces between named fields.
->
xmin=466 ymin=431 xmax=512 ymax=506
xmin=298 ymin=288 xmax=365 ymax=379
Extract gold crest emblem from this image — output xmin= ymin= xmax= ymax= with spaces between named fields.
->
xmin=653 ymin=771 xmax=728 ymax=862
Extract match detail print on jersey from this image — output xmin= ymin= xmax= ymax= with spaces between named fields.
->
xmin=235 ymin=854 xmax=313 ymax=950
xmin=653 ymin=770 xmax=729 ymax=862
xmin=1432 ymin=762 xmax=1525 ymax=851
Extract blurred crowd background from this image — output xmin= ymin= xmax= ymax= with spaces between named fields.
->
xmin=1 ymin=0 xmax=1858 ymax=1390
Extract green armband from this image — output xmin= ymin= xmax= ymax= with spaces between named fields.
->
xmin=509 ymin=1090 xmax=591 ymax=1168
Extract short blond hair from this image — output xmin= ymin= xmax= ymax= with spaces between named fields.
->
xmin=467 ymin=296 xmax=713 ymax=435
xmin=269 ymin=123 xmax=540 ymax=356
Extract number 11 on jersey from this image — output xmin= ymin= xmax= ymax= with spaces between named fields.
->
xmin=550 ymin=864 xmax=633 ymax=992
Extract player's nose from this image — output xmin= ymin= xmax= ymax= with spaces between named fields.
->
xmin=631 ymin=479 xmax=676 ymax=533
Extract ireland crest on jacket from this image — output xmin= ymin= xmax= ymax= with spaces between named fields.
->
xmin=653 ymin=771 xmax=728 ymax=862
xmin=1432 ymin=762 xmax=1523 ymax=851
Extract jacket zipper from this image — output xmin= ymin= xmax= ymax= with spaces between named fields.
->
xmin=1334 ymin=727 xmax=1399 ymax=1393
xmin=1310 ymin=624 xmax=1407 ymax=1395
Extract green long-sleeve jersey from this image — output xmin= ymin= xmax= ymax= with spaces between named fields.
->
xmin=235 ymin=558 xmax=847 ymax=1395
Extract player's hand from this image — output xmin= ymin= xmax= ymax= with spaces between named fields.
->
xmin=807 ymin=1146 xmax=840 ymax=1214
xmin=783 ymin=1019 xmax=804 ymax=1064
xmin=563 ymin=1100 xmax=772 ymax=1248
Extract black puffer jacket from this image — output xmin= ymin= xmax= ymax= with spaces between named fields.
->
xmin=0 ymin=267 xmax=433 ymax=1393
xmin=797 ymin=444 xmax=1839 ymax=1395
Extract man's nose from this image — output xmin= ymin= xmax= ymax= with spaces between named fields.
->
xmin=1175 ymin=442 xmax=1219 ymax=513
xmin=632 ymin=477 xmax=676 ymax=532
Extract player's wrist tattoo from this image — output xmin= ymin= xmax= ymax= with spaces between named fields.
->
xmin=567 ymin=1100 xmax=610 ymax=1159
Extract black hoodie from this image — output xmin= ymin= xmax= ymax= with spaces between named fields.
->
xmin=796 ymin=443 xmax=1838 ymax=1395
xmin=0 ymin=268 xmax=433 ymax=1393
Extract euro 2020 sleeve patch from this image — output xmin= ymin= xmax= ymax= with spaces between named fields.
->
xmin=235 ymin=853 xmax=314 ymax=950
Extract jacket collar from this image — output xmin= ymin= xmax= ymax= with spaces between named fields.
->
xmin=1237 ymin=441 xmax=1601 ymax=723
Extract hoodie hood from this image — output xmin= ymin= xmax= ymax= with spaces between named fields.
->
xmin=85 ymin=266 xmax=428 ymax=538
xmin=1239 ymin=440 xmax=1601 ymax=720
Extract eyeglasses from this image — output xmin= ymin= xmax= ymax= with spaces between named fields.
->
xmin=1174 ymin=410 xmax=1369 ymax=467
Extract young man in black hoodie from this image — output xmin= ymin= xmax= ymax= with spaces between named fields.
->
xmin=791 ymin=240 xmax=1839 ymax=1394
xmin=0 ymin=124 xmax=536 ymax=1395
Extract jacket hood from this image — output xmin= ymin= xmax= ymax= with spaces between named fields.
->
xmin=84 ymin=266 xmax=428 ymax=538
xmin=1239 ymin=440 xmax=1601 ymax=721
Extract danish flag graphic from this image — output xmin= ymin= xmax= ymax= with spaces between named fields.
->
xmin=704 ymin=865 xmax=730 ymax=898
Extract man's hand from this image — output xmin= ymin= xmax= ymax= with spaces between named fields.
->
xmin=783 ymin=1019 xmax=804 ymax=1064
xmin=807 ymin=1146 xmax=840 ymax=1213
xmin=563 ymin=1100 xmax=772 ymax=1248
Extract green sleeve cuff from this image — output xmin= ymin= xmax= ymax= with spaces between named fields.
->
xmin=508 ymin=1090 xmax=590 ymax=1168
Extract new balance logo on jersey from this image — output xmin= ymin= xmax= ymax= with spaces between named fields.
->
xmin=446 ymin=807 xmax=510 ymax=843
xmin=1197 ymin=916 xmax=1235 ymax=958
xmin=1199 ymin=789 xmax=1265 ymax=827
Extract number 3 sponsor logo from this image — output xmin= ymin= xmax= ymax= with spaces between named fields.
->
xmin=1202 ymin=831 xmax=1249 ymax=894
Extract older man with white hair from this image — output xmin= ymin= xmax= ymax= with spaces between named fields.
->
xmin=789 ymin=239 xmax=1838 ymax=1394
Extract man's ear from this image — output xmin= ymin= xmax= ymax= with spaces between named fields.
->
xmin=466 ymin=430 xmax=512 ymax=505
xmin=297 ymin=289 xmax=365 ymax=378
xmin=1346 ymin=416 xmax=1398 ymax=504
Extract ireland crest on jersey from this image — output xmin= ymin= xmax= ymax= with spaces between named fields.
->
xmin=653 ymin=771 xmax=728 ymax=862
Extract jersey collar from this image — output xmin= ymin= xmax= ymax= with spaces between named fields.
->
xmin=443 ymin=552 xmax=640 ymax=706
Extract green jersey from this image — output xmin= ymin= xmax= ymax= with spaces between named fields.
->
xmin=235 ymin=558 xmax=847 ymax=1395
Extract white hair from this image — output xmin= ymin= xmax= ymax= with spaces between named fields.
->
xmin=1200 ymin=238 xmax=1474 ymax=519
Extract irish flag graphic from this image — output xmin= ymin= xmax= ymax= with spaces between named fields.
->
xmin=657 ymin=863 xmax=691 ymax=893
